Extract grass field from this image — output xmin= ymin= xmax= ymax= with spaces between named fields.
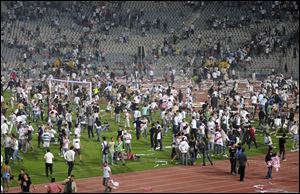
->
xmin=1 ymin=91 xmax=294 ymax=187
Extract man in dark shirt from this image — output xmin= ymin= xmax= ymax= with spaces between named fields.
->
xmin=258 ymin=107 xmax=265 ymax=127
xmin=279 ymin=133 xmax=286 ymax=161
xmin=132 ymin=117 xmax=145 ymax=140
xmin=237 ymin=148 xmax=248 ymax=181
xmin=229 ymin=143 xmax=237 ymax=175
xmin=114 ymin=104 xmax=122 ymax=123
xmin=149 ymin=123 xmax=156 ymax=148
xmin=197 ymin=137 xmax=213 ymax=166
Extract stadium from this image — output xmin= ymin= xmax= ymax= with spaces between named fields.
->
xmin=1 ymin=1 xmax=299 ymax=193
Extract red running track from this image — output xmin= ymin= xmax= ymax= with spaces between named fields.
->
xmin=7 ymin=152 xmax=299 ymax=193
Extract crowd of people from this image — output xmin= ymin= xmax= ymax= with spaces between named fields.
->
xmin=1 ymin=1 xmax=299 ymax=193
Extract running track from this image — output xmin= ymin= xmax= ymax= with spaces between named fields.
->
xmin=7 ymin=152 xmax=299 ymax=193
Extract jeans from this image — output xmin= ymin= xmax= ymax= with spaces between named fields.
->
xmin=222 ymin=145 xmax=227 ymax=155
xmin=207 ymin=142 xmax=214 ymax=155
xmin=266 ymin=166 xmax=273 ymax=178
xmin=181 ymin=153 xmax=189 ymax=165
xmin=67 ymin=161 xmax=74 ymax=176
xmin=197 ymin=133 xmax=204 ymax=141
xmin=96 ymin=127 xmax=101 ymax=142
xmin=115 ymin=114 xmax=120 ymax=123
xmin=125 ymin=143 xmax=132 ymax=153
xmin=102 ymin=153 xmax=109 ymax=164
xmin=110 ymin=151 xmax=115 ymax=165
xmin=12 ymin=149 xmax=23 ymax=161
xmin=213 ymin=144 xmax=222 ymax=156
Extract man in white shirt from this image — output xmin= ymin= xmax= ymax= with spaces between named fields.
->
xmin=1 ymin=120 xmax=8 ymax=141
xmin=103 ymin=161 xmax=113 ymax=193
xmin=154 ymin=127 xmax=163 ymax=151
xmin=73 ymin=134 xmax=82 ymax=161
xmin=213 ymin=129 xmax=223 ymax=157
xmin=289 ymin=121 xmax=299 ymax=151
xmin=123 ymin=131 xmax=132 ymax=154
xmin=44 ymin=148 xmax=54 ymax=177
xmin=191 ymin=117 xmax=197 ymax=138
xmin=251 ymin=94 xmax=258 ymax=115
xmin=64 ymin=146 xmax=75 ymax=177
xmin=179 ymin=137 xmax=190 ymax=165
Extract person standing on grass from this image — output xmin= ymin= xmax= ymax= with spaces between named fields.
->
xmin=132 ymin=117 xmax=145 ymax=140
xmin=179 ymin=137 xmax=190 ymax=166
xmin=154 ymin=126 xmax=163 ymax=151
xmin=44 ymin=148 xmax=54 ymax=177
xmin=62 ymin=134 xmax=70 ymax=156
xmin=37 ymin=126 xmax=43 ymax=148
xmin=123 ymin=130 xmax=132 ymax=154
xmin=197 ymin=137 xmax=213 ymax=166
xmin=87 ymin=114 xmax=94 ymax=139
xmin=246 ymin=125 xmax=258 ymax=149
xmin=237 ymin=148 xmax=248 ymax=181
xmin=124 ymin=109 xmax=131 ymax=129
xmin=11 ymin=133 xmax=23 ymax=163
xmin=115 ymin=137 xmax=125 ymax=166
xmin=149 ymin=123 xmax=156 ymax=148
xmin=4 ymin=133 xmax=12 ymax=162
xmin=43 ymin=128 xmax=51 ymax=153
xmin=289 ymin=121 xmax=299 ymax=151
xmin=103 ymin=161 xmax=113 ymax=193
xmin=108 ymin=137 xmax=116 ymax=165
xmin=46 ymin=178 xmax=63 ymax=193
xmin=278 ymin=133 xmax=287 ymax=161
xmin=2 ymin=160 xmax=12 ymax=192
xmin=73 ymin=134 xmax=82 ymax=162
xmin=102 ymin=137 xmax=109 ymax=164
xmin=64 ymin=146 xmax=75 ymax=177
xmin=94 ymin=117 xmax=102 ymax=142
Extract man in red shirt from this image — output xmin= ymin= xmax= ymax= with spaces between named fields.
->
xmin=46 ymin=178 xmax=63 ymax=193
xmin=246 ymin=125 xmax=258 ymax=149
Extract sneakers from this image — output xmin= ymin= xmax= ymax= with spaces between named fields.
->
xmin=282 ymin=159 xmax=287 ymax=161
